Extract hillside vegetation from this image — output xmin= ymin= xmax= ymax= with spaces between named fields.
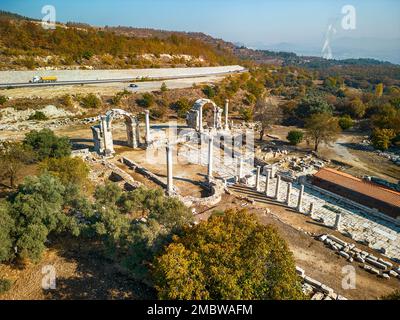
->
xmin=0 ymin=12 xmax=237 ymax=70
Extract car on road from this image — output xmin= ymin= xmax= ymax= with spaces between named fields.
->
xmin=129 ymin=83 xmax=138 ymax=88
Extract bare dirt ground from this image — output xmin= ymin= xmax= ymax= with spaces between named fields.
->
xmin=0 ymin=239 xmax=155 ymax=300
xmin=260 ymin=125 xmax=400 ymax=182
xmin=320 ymin=132 xmax=400 ymax=182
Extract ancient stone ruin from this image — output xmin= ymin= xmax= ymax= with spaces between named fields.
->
xmin=91 ymin=108 xmax=151 ymax=155
xmin=186 ymin=98 xmax=229 ymax=132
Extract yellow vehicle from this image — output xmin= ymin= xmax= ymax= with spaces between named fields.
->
xmin=31 ymin=76 xmax=58 ymax=83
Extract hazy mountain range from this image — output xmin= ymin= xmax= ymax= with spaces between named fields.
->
xmin=246 ymin=37 xmax=400 ymax=65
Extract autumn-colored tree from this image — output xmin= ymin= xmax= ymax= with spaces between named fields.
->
xmin=153 ymin=210 xmax=305 ymax=300
xmin=371 ymin=128 xmax=396 ymax=150
xmin=305 ymin=113 xmax=341 ymax=152
xmin=254 ymin=98 xmax=283 ymax=141
xmin=338 ymin=115 xmax=354 ymax=130
xmin=348 ymin=97 xmax=366 ymax=119
xmin=375 ymin=83 xmax=384 ymax=97
xmin=40 ymin=157 xmax=90 ymax=190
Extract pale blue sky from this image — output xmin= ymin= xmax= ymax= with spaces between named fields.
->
xmin=1 ymin=0 xmax=399 ymax=60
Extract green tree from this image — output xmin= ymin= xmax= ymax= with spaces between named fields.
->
xmin=160 ymin=82 xmax=168 ymax=92
xmin=287 ymin=130 xmax=304 ymax=145
xmin=9 ymin=174 xmax=78 ymax=261
xmin=305 ymin=113 xmax=341 ymax=152
xmin=0 ymin=141 xmax=36 ymax=188
xmin=123 ymin=187 xmax=193 ymax=281
xmin=153 ymin=210 xmax=305 ymax=300
xmin=296 ymin=95 xmax=333 ymax=120
xmin=23 ymin=129 xmax=71 ymax=160
xmin=0 ymin=202 xmax=14 ymax=262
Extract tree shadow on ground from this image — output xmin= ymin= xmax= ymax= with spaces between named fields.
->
xmin=43 ymin=239 xmax=156 ymax=300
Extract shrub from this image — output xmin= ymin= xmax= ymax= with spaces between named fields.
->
xmin=80 ymin=93 xmax=101 ymax=109
xmin=0 ymin=95 xmax=8 ymax=105
xmin=338 ymin=115 xmax=354 ymax=130
xmin=287 ymin=130 xmax=304 ymax=145
xmin=137 ymin=93 xmax=155 ymax=108
xmin=172 ymin=98 xmax=191 ymax=118
xmin=202 ymin=85 xmax=216 ymax=99
xmin=0 ymin=278 xmax=12 ymax=294
xmin=28 ymin=111 xmax=48 ymax=121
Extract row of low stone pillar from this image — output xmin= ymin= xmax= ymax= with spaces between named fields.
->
xmin=252 ymin=166 xmax=342 ymax=230
xmin=253 ymin=166 xmax=311 ymax=215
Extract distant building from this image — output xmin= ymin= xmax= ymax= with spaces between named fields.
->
xmin=312 ymin=168 xmax=400 ymax=220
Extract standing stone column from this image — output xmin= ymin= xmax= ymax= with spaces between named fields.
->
xmin=265 ymin=169 xmax=271 ymax=196
xmin=334 ymin=213 xmax=342 ymax=230
xmin=271 ymin=166 xmax=277 ymax=178
xmin=199 ymin=106 xmax=203 ymax=133
xmin=309 ymin=202 xmax=315 ymax=217
xmin=166 ymin=144 xmax=173 ymax=195
xmin=297 ymin=184 xmax=305 ymax=213
xmin=286 ymin=182 xmax=292 ymax=206
xmin=238 ymin=158 xmax=244 ymax=180
xmin=255 ymin=166 xmax=261 ymax=191
xmin=224 ymin=99 xmax=229 ymax=129
xmin=275 ymin=175 xmax=281 ymax=200
xmin=145 ymin=110 xmax=151 ymax=144
xmin=207 ymin=136 xmax=214 ymax=180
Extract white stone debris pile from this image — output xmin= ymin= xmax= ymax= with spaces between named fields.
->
xmin=317 ymin=234 xmax=400 ymax=280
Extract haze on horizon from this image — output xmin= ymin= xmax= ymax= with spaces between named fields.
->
xmin=1 ymin=0 xmax=400 ymax=63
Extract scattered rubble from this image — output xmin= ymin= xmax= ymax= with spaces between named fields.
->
xmin=317 ymin=233 xmax=400 ymax=280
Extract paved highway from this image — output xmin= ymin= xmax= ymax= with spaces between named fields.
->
xmin=0 ymin=66 xmax=246 ymax=89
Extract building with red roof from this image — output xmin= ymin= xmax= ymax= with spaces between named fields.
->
xmin=312 ymin=168 xmax=400 ymax=219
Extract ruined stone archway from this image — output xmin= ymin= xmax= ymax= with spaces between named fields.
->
xmin=92 ymin=109 xmax=151 ymax=156
xmin=186 ymin=98 xmax=228 ymax=132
